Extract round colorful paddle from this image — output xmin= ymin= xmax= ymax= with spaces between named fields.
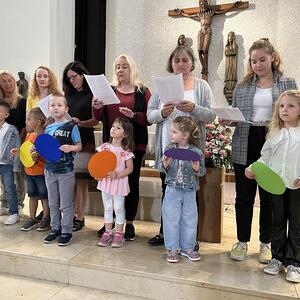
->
xmin=88 ymin=151 xmax=117 ymax=178
xmin=19 ymin=140 xmax=35 ymax=167
xmin=251 ymin=161 xmax=286 ymax=195
xmin=164 ymin=148 xmax=201 ymax=161
xmin=35 ymin=134 xmax=62 ymax=162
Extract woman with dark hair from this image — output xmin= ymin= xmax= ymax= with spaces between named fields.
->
xmin=62 ymin=61 xmax=99 ymax=231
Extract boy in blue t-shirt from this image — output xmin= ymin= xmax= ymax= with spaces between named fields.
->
xmin=42 ymin=94 xmax=82 ymax=246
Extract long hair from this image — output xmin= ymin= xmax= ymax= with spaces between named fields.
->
xmin=111 ymin=54 xmax=145 ymax=92
xmin=172 ymin=116 xmax=200 ymax=147
xmin=62 ymin=61 xmax=90 ymax=95
xmin=0 ymin=70 xmax=21 ymax=109
xmin=243 ymin=38 xmax=283 ymax=83
xmin=268 ymin=90 xmax=300 ymax=138
xmin=109 ymin=117 xmax=134 ymax=152
xmin=28 ymin=65 xmax=60 ymax=98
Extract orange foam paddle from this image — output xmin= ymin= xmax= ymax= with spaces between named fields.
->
xmin=88 ymin=151 xmax=117 ymax=178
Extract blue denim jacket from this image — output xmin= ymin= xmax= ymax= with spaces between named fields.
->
xmin=0 ymin=124 xmax=21 ymax=166
xmin=160 ymin=144 xmax=206 ymax=191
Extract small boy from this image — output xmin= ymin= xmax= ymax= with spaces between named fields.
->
xmin=42 ymin=93 xmax=82 ymax=246
xmin=0 ymin=100 xmax=20 ymax=225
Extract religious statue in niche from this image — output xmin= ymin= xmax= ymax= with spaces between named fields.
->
xmin=170 ymin=0 xmax=248 ymax=77
xmin=17 ymin=71 xmax=28 ymax=98
xmin=224 ymin=31 xmax=238 ymax=105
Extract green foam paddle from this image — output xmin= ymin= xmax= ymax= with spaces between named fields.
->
xmin=251 ymin=161 xmax=286 ymax=195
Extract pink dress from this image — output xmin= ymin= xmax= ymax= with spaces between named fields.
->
xmin=96 ymin=143 xmax=134 ymax=196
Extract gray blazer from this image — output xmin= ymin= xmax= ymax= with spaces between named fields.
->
xmin=232 ymin=72 xmax=297 ymax=165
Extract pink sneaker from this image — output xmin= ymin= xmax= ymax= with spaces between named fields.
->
xmin=111 ymin=232 xmax=124 ymax=248
xmin=97 ymin=231 xmax=113 ymax=247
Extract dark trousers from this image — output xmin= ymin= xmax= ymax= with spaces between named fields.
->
xmin=234 ymin=126 xmax=272 ymax=243
xmin=125 ymin=149 xmax=145 ymax=222
xmin=271 ymin=188 xmax=300 ymax=267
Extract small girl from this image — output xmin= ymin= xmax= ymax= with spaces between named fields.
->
xmin=245 ymin=90 xmax=300 ymax=283
xmin=97 ymin=117 xmax=134 ymax=248
xmin=161 ymin=116 xmax=206 ymax=263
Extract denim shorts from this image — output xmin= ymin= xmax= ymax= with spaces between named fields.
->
xmin=25 ymin=174 xmax=48 ymax=199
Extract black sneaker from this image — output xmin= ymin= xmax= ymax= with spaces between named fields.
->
xmin=58 ymin=233 xmax=72 ymax=246
xmin=43 ymin=230 xmax=61 ymax=244
xmin=21 ymin=218 xmax=37 ymax=231
xmin=148 ymin=234 xmax=164 ymax=246
xmin=36 ymin=211 xmax=43 ymax=223
xmin=97 ymin=222 xmax=115 ymax=237
xmin=124 ymin=223 xmax=135 ymax=241
xmin=36 ymin=218 xmax=50 ymax=231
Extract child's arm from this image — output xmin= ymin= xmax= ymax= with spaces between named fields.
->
xmin=59 ymin=142 xmax=82 ymax=153
xmin=293 ymin=177 xmax=300 ymax=189
xmin=245 ymin=166 xmax=255 ymax=179
xmin=106 ymin=158 xmax=134 ymax=179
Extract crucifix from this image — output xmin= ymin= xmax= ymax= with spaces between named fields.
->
xmin=168 ymin=0 xmax=249 ymax=81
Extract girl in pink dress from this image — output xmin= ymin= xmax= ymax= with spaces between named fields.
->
xmin=97 ymin=117 xmax=134 ymax=247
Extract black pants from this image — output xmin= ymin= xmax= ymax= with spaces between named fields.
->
xmin=234 ymin=126 xmax=272 ymax=243
xmin=272 ymin=188 xmax=300 ymax=267
xmin=125 ymin=149 xmax=145 ymax=222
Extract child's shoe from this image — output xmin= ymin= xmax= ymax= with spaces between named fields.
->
xmin=4 ymin=214 xmax=20 ymax=225
xmin=230 ymin=242 xmax=247 ymax=261
xmin=58 ymin=233 xmax=72 ymax=246
xmin=166 ymin=250 xmax=179 ymax=263
xmin=263 ymin=258 xmax=284 ymax=275
xmin=286 ymin=265 xmax=300 ymax=283
xmin=259 ymin=243 xmax=272 ymax=263
xmin=111 ymin=232 xmax=124 ymax=248
xmin=36 ymin=218 xmax=50 ymax=231
xmin=97 ymin=231 xmax=113 ymax=247
xmin=180 ymin=250 xmax=201 ymax=261
xmin=21 ymin=218 xmax=37 ymax=231
xmin=44 ymin=230 xmax=61 ymax=244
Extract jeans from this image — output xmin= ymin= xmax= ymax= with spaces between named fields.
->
xmin=0 ymin=165 xmax=18 ymax=215
xmin=162 ymin=186 xmax=197 ymax=251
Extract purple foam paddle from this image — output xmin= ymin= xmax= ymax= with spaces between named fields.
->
xmin=164 ymin=148 xmax=201 ymax=161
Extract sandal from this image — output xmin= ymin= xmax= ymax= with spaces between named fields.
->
xmin=73 ymin=218 xmax=85 ymax=232
xmin=166 ymin=250 xmax=179 ymax=263
xmin=180 ymin=250 xmax=201 ymax=261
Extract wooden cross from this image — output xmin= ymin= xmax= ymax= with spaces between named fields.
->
xmin=168 ymin=0 xmax=249 ymax=81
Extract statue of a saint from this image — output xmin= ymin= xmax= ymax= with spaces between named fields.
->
xmin=223 ymin=31 xmax=238 ymax=105
xmin=177 ymin=34 xmax=186 ymax=46
xmin=17 ymin=71 xmax=28 ymax=98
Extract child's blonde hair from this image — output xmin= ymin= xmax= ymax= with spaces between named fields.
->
xmin=268 ymin=89 xmax=300 ymax=137
xmin=27 ymin=107 xmax=46 ymax=127
xmin=109 ymin=117 xmax=134 ymax=151
xmin=172 ymin=116 xmax=199 ymax=147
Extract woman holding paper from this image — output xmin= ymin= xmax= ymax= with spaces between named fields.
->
xmin=92 ymin=54 xmax=151 ymax=241
xmin=219 ymin=38 xmax=297 ymax=263
xmin=147 ymin=44 xmax=215 ymax=247
xmin=62 ymin=61 xmax=99 ymax=232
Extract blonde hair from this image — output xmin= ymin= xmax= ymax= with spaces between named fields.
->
xmin=111 ymin=55 xmax=146 ymax=92
xmin=48 ymin=92 xmax=67 ymax=106
xmin=0 ymin=70 xmax=21 ymax=109
xmin=27 ymin=107 xmax=46 ymax=127
xmin=268 ymin=90 xmax=300 ymax=137
xmin=28 ymin=65 xmax=61 ymax=98
xmin=243 ymin=38 xmax=283 ymax=83
xmin=172 ymin=116 xmax=200 ymax=147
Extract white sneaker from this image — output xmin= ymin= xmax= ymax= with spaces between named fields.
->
xmin=230 ymin=242 xmax=248 ymax=261
xmin=259 ymin=243 xmax=272 ymax=263
xmin=18 ymin=205 xmax=24 ymax=217
xmin=5 ymin=214 xmax=20 ymax=225
xmin=0 ymin=207 xmax=8 ymax=216
xmin=286 ymin=265 xmax=300 ymax=283
xmin=264 ymin=258 xmax=284 ymax=275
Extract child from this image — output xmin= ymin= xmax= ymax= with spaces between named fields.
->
xmin=245 ymin=90 xmax=300 ymax=283
xmin=11 ymin=108 xmax=50 ymax=231
xmin=42 ymin=93 xmax=82 ymax=246
xmin=97 ymin=117 xmax=134 ymax=248
xmin=0 ymin=100 xmax=20 ymax=225
xmin=161 ymin=116 xmax=206 ymax=263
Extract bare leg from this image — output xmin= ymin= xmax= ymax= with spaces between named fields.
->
xmin=29 ymin=197 xmax=38 ymax=219
xmin=41 ymin=199 xmax=50 ymax=219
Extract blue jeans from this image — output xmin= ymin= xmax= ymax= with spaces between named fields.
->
xmin=0 ymin=165 xmax=18 ymax=215
xmin=162 ymin=186 xmax=197 ymax=251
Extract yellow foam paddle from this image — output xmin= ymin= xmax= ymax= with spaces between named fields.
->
xmin=19 ymin=140 xmax=35 ymax=167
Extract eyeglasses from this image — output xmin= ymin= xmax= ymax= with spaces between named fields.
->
xmin=67 ymin=74 xmax=80 ymax=81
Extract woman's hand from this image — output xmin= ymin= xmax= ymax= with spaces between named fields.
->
xmin=92 ymin=97 xmax=104 ymax=109
xmin=44 ymin=117 xmax=55 ymax=128
xmin=176 ymin=100 xmax=195 ymax=113
xmin=293 ymin=178 xmax=300 ymax=189
xmin=72 ymin=117 xmax=80 ymax=124
xmin=191 ymin=160 xmax=200 ymax=172
xmin=245 ymin=166 xmax=255 ymax=179
xmin=119 ymin=107 xmax=135 ymax=118
xmin=161 ymin=102 xmax=175 ymax=118
xmin=219 ymin=119 xmax=235 ymax=126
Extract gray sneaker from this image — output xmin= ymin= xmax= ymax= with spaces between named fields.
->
xmin=21 ymin=218 xmax=37 ymax=231
xmin=286 ymin=265 xmax=300 ymax=283
xmin=264 ymin=258 xmax=284 ymax=275
xmin=230 ymin=242 xmax=248 ymax=261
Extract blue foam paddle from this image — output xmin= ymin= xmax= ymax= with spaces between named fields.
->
xmin=164 ymin=148 xmax=201 ymax=161
xmin=35 ymin=134 xmax=62 ymax=162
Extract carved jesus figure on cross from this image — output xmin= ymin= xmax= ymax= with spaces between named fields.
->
xmin=171 ymin=0 xmax=248 ymax=77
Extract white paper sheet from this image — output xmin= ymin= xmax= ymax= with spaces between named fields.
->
xmin=212 ymin=107 xmax=248 ymax=122
xmin=84 ymin=74 xmax=120 ymax=105
xmin=152 ymin=73 xmax=184 ymax=104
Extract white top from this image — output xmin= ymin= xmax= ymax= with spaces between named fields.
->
xmin=0 ymin=122 xmax=10 ymax=165
xmin=251 ymin=88 xmax=273 ymax=122
xmin=258 ymin=127 xmax=300 ymax=189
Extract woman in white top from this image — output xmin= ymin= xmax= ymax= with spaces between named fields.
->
xmin=245 ymin=90 xmax=300 ymax=283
